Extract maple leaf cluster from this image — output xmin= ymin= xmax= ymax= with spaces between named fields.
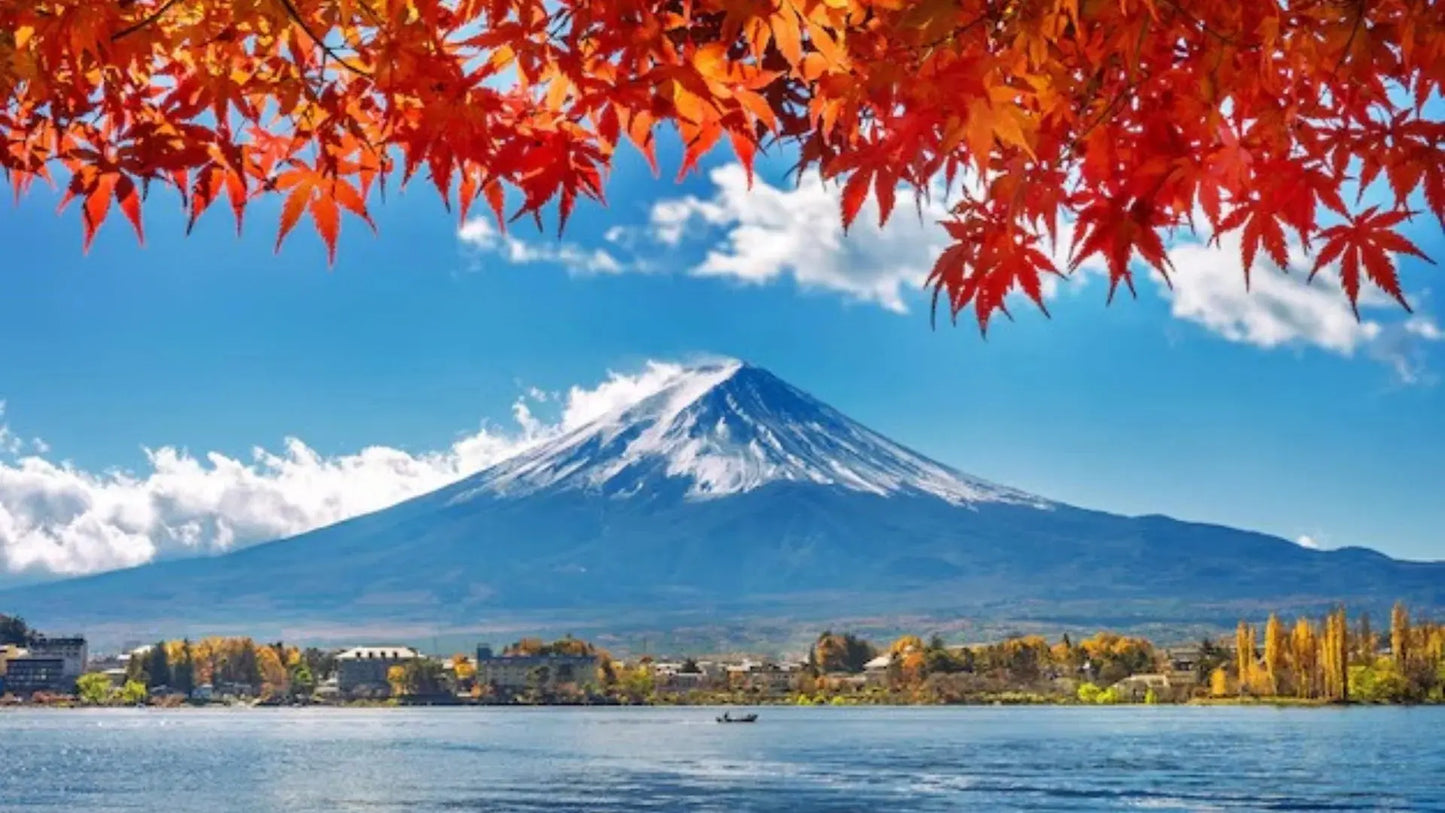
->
xmin=0 ymin=0 xmax=1440 ymax=330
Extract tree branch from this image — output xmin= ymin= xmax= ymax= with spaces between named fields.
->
xmin=1157 ymin=0 xmax=1240 ymax=46
xmin=112 ymin=0 xmax=184 ymax=41
xmin=274 ymin=0 xmax=374 ymax=79
xmin=1335 ymin=0 xmax=1367 ymax=73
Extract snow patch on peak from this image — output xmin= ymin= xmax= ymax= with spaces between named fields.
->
xmin=557 ymin=358 xmax=742 ymax=432
xmin=449 ymin=361 xmax=1048 ymax=509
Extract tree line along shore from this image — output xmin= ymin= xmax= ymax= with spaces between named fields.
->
xmin=3 ymin=602 xmax=1443 ymax=708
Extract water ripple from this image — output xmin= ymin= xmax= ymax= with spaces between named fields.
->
xmin=1 ymin=706 xmax=1440 ymax=811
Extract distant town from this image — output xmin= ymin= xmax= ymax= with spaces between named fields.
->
xmin=2 ymin=603 xmax=1443 ymax=708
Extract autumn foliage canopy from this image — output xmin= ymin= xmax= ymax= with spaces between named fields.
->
xmin=1 ymin=0 xmax=1441 ymax=329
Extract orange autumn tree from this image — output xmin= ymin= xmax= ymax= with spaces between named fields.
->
xmin=1 ymin=0 xmax=1441 ymax=330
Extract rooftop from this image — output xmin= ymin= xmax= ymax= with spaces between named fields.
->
xmin=476 ymin=653 xmax=598 ymax=665
xmin=337 ymin=646 xmax=420 ymax=661
xmin=864 ymin=655 xmax=892 ymax=670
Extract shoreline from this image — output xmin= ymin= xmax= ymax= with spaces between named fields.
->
xmin=6 ymin=697 xmax=1438 ymax=710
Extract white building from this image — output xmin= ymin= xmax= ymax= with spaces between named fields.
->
xmin=28 ymin=636 xmax=88 ymax=682
xmin=336 ymin=646 xmax=421 ymax=696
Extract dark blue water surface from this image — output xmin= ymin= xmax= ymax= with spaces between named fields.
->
xmin=2 ymin=706 xmax=1442 ymax=811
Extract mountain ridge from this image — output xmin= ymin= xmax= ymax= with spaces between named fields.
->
xmin=3 ymin=359 xmax=1442 ymax=647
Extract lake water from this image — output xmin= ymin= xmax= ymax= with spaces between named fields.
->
xmin=2 ymin=706 xmax=1441 ymax=811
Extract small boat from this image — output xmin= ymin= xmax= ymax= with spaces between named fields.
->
xmin=716 ymin=712 xmax=758 ymax=723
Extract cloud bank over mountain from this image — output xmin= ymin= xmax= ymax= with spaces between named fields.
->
xmin=0 ymin=361 xmax=700 ymax=583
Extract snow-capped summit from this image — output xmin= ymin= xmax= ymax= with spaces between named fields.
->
xmin=450 ymin=359 xmax=1047 ymax=507
xmin=10 ymin=358 xmax=1443 ymax=643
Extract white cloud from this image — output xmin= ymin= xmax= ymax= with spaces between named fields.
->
xmin=0 ymin=401 xmax=21 ymax=456
xmin=458 ymin=217 xmax=624 ymax=275
xmin=645 ymin=164 xmax=954 ymax=313
xmin=640 ymin=166 xmax=1438 ymax=372
xmin=0 ymin=430 xmax=532 ymax=582
xmin=1296 ymin=534 xmax=1322 ymax=550
xmin=557 ymin=360 xmax=708 ymax=428
xmin=457 ymin=167 xmax=960 ymax=312
xmin=1150 ymin=226 xmax=1442 ymax=380
xmin=1160 ymin=235 xmax=1385 ymax=355
xmin=456 ymin=162 xmax=1439 ymax=377
xmin=1406 ymin=316 xmax=1445 ymax=341
xmin=0 ymin=362 xmax=689 ymax=583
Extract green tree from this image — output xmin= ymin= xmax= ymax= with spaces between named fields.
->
xmin=924 ymin=643 xmax=968 ymax=676
xmin=290 ymin=662 xmax=316 ymax=697
xmin=401 ymin=659 xmax=447 ymax=697
xmin=76 ymin=673 xmax=113 ymax=705
xmin=1350 ymin=659 xmax=1412 ymax=704
xmin=302 ymin=648 xmax=338 ymax=682
xmin=0 ymin=614 xmax=31 ymax=646
xmin=1143 ymin=687 xmax=1159 ymax=705
xmin=173 ymin=640 xmax=195 ymax=695
xmin=1076 ymin=682 xmax=1102 ymax=703
xmin=810 ymin=631 xmax=876 ymax=674
xmin=231 ymin=639 xmax=262 ymax=689
xmin=614 ymin=666 xmax=655 ymax=704
xmin=120 ymin=680 xmax=149 ymax=705
xmin=125 ymin=650 xmax=150 ymax=687
xmin=146 ymin=641 xmax=172 ymax=689
xmin=1194 ymin=639 xmax=1230 ymax=685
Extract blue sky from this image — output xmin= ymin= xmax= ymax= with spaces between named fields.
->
xmin=0 ymin=135 xmax=1442 ymax=582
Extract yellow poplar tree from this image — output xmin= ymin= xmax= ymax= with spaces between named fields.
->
xmin=1209 ymin=667 xmax=1231 ymax=698
xmin=1335 ymin=607 xmax=1351 ymax=703
xmin=1323 ymin=611 xmax=1337 ymax=700
xmin=1235 ymin=621 xmax=1257 ymax=697
xmin=387 ymin=665 xmax=408 ymax=697
xmin=452 ymin=654 xmax=477 ymax=683
xmin=256 ymin=645 xmax=289 ymax=698
xmin=1425 ymin=625 xmax=1445 ymax=673
xmin=1322 ymin=606 xmax=1350 ymax=702
xmin=1289 ymin=619 xmax=1318 ymax=700
xmin=889 ymin=635 xmax=926 ymax=657
xmin=1391 ymin=602 xmax=1412 ymax=672
xmin=1263 ymin=614 xmax=1286 ymax=697
xmin=191 ymin=639 xmax=216 ymax=687
xmin=1356 ymin=612 xmax=1376 ymax=663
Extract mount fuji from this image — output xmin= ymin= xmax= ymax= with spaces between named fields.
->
xmin=4 ymin=360 xmax=1443 ymax=644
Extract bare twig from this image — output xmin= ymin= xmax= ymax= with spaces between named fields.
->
xmin=1158 ymin=0 xmax=1240 ymax=46
xmin=274 ymin=0 xmax=374 ymax=79
xmin=1335 ymin=0 xmax=1367 ymax=73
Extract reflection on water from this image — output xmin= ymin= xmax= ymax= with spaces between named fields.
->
xmin=2 ymin=706 xmax=1439 ymax=811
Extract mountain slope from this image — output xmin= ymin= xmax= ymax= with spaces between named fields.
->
xmin=3 ymin=360 xmax=1442 ymax=643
